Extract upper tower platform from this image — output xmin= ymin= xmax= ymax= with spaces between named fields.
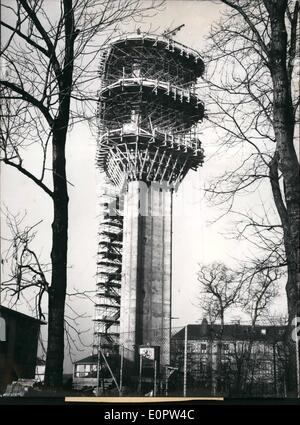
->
xmin=97 ymin=33 xmax=205 ymax=188
xmin=99 ymin=33 xmax=205 ymax=85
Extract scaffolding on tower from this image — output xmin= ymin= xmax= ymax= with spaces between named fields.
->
xmin=94 ymin=31 xmax=205 ymax=364
xmin=96 ymin=33 xmax=205 ymax=191
xmin=93 ymin=180 xmax=123 ymax=355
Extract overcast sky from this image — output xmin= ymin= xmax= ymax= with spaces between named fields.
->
xmin=0 ymin=0 xmax=287 ymax=370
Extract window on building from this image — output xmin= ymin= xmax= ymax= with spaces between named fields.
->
xmin=190 ymin=343 xmax=199 ymax=353
xmin=265 ymin=361 xmax=272 ymax=374
xmin=76 ymin=364 xmax=84 ymax=373
xmin=257 ymin=361 xmax=272 ymax=376
xmin=75 ymin=364 xmax=85 ymax=377
xmin=200 ymin=361 xmax=207 ymax=373
xmin=75 ymin=364 xmax=96 ymax=378
xmin=200 ymin=343 xmax=207 ymax=354
xmin=223 ymin=343 xmax=229 ymax=353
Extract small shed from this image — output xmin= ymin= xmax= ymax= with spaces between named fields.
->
xmin=73 ymin=355 xmax=98 ymax=389
xmin=0 ymin=306 xmax=45 ymax=393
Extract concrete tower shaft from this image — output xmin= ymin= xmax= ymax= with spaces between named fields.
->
xmin=97 ymin=33 xmax=205 ymax=366
xmin=120 ymin=181 xmax=173 ymax=366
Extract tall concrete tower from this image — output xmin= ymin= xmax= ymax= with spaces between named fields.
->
xmin=96 ymin=33 xmax=205 ymax=367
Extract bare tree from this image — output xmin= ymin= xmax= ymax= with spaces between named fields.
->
xmin=196 ymin=260 xmax=280 ymax=395
xmin=197 ymin=262 xmax=245 ymax=394
xmin=0 ymin=0 xmax=162 ymax=387
xmin=242 ymin=265 xmax=281 ymax=326
xmin=1 ymin=208 xmax=97 ymax=366
xmin=200 ymin=0 xmax=299 ymax=392
xmin=197 ymin=262 xmax=244 ymax=328
xmin=1 ymin=209 xmax=49 ymax=320
xmin=232 ymin=264 xmax=281 ymax=394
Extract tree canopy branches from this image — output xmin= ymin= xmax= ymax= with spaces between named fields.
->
xmin=0 ymin=0 xmax=163 ymax=387
xmin=201 ymin=0 xmax=299 ymax=393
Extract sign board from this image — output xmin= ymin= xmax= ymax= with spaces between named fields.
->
xmin=139 ymin=345 xmax=160 ymax=373
xmin=139 ymin=346 xmax=155 ymax=360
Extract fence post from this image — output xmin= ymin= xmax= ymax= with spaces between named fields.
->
xmin=96 ymin=335 xmax=101 ymax=396
xmin=295 ymin=318 xmax=300 ymax=398
xmin=165 ymin=366 xmax=168 ymax=396
xmin=119 ymin=345 xmax=124 ymax=396
xmin=154 ymin=360 xmax=157 ymax=396
xmin=138 ymin=354 xmax=143 ymax=394
xmin=183 ymin=325 xmax=188 ymax=397
xmin=100 ymin=349 xmax=120 ymax=393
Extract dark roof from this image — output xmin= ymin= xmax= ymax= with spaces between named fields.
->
xmin=74 ymin=355 xmax=98 ymax=365
xmin=0 ymin=305 xmax=46 ymax=324
xmin=172 ymin=321 xmax=286 ymax=343
xmin=74 ymin=351 xmax=121 ymax=365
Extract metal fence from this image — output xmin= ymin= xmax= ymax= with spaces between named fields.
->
xmin=84 ymin=324 xmax=288 ymax=397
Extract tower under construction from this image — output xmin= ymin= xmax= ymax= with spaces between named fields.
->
xmin=94 ymin=183 xmax=123 ymax=353
xmin=95 ymin=33 xmax=205 ymax=368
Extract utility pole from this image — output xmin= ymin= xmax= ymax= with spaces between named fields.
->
xmin=183 ymin=325 xmax=188 ymax=397
xmin=119 ymin=345 xmax=124 ymax=396
xmin=96 ymin=335 xmax=101 ymax=396
xmin=295 ymin=318 xmax=300 ymax=398
xmin=154 ymin=360 xmax=157 ymax=396
xmin=165 ymin=366 xmax=168 ymax=396
xmin=138 ymin=354 xmax=143 ymax=394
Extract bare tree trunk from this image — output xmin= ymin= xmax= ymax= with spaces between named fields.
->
xmin=45 ymin=136 xmax=69 ymax=387
xmin=43 ymin=0 xmax=75 ymax=387
xmin=265 ymin=0 xmax=300 ymax=393
xmin=266 ymin=0 xmax=300 ymax=318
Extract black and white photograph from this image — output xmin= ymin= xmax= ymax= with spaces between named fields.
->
xmin=0 ymin=0 xmax=299 ymax=407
